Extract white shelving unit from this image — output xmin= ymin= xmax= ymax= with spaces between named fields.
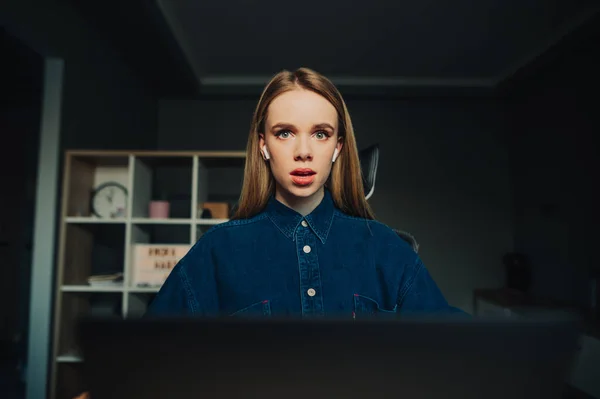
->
xmin=50 ymin=150 xmax=245 ymax=399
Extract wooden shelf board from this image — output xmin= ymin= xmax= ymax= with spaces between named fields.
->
xmin=128 ymin=287 xmax=161 ymax=293
xmin=131 ymin=218 xmax=192 ymax=225
xmin=61 ymin=285 xmax=124 ymax=293
xmin=56 ymin=354 xmax=83 ymax=363
xmin=65 ymin=217 xmax=126 ymax=224
xmin=196 ymin=218 xmax=229 ymax=225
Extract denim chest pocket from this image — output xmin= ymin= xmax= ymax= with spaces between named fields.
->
xmin=353 ymin=294 xmax=398 ymax=319
xmin=229 ymin=300 xmax=272 ymax=317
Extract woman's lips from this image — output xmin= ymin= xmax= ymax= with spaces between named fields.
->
xmin=290 ymin=169 xmax=316 ymax=186
xmin=291 ymin=174 xmax=316 ymax=186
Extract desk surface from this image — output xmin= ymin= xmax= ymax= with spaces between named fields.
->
xmin=474 ymin=288 xmax=600 ymax=339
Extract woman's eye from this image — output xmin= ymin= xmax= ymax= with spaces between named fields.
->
xmin=315 ymin=131 xmax=329 ymax=140
xmin=276 ymin=130 xmax=292 ymax=139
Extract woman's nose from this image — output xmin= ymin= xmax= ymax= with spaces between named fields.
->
xmin=294 ymin=136 xmax=313 ymax=161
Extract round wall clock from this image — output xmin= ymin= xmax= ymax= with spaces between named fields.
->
xmin=91 ymin=182 xmax=128 ymax=218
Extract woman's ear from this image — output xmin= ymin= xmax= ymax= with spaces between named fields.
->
xmin=332 ymin=138 xmax=343 ymax=163
xmin=332 ymin=148 xmax=339 ymax=163
xmin=258 ymin=134 xmax=270 ymax=160
xmin=262 ymin=146 xmax=270 ymax=160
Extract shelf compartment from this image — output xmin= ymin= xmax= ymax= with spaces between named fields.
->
xmin=65 ymin=154 xmax=130 ymax=218
xmin=126 ymin=292 xmax=158 ymax=318
xmin=131 ymin=223 xmax=191 ymax=245
xmin=56 ymin=292 xmax=122 ymax=360
xmin=131 ymin=155 xmax=194 ymax=219
xmin=195 ymin=155 xmax=245 ymax=220
xmin=55 ymin=363 xmax=88 ymax=399
xmin=62 ymin=223 xmax=125 ymax=286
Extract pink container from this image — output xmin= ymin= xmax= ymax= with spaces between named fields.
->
xmin=149 ymin=201 xmax=170 ymax=219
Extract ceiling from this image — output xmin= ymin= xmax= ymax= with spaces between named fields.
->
xmin=69 ymin=0 xmax=600 ymax=97
xmin=157 ymin=0 xmax=599 ymax=95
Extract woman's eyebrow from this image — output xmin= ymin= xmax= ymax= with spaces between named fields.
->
xmin=313 ymin=123 xmax=335 ymax=130
xmin=270 ymin=122 xmax=335 ymax=131
xmin=270 ymin=123 xmax=294 ymax=131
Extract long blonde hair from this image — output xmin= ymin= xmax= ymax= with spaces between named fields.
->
xmin=232 ymin=67 xmax=375 ymax=220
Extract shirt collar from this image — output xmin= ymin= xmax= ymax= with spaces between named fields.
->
xmin=265 ymin=188 xmax=335 ymax=244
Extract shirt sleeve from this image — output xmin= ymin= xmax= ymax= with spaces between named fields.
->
xmin=397 ymin=257 xmax=468 ymax=316
xmin=144 ymin=239 xmax=219 ymax=317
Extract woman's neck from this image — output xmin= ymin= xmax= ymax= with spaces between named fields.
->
xmin=275 ymin=187 xmax=324 ymax=216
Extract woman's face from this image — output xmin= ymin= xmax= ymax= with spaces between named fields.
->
xmin=259 ymin=88 xmax=343 ymax=204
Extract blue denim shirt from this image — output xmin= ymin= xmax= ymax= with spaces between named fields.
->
xmin=146 ymin=189 xmax=463 ymax=318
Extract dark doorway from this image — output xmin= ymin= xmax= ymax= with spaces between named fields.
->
xmin=0 ymin=26 xmax=44 ymax=399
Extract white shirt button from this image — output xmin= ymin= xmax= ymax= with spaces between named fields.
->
xmin=307 ymin=288 xmax=316 ymax=297
xmin=301 ymin=220 xmax=308 ymax=227
xmin=303 ymin=245 xmax=311 ymax=253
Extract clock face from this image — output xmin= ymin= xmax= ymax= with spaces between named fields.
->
xmin=92 ymin=182 xmax=128 ymax=218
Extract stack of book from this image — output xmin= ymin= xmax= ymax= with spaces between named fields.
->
xmin=86 ymin=272 xmax=123 ymax=287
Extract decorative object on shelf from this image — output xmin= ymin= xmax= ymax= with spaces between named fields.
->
xmin=199 ymin=202 xmax=229 ymax=219
xmin=199 ymin=208 xmax=212 ymax=219
xmin=149 ymin=195 xmax=170 ymax=219
xmin=131 ymin=244 xmax=190 ymax=287
xmin=86 ymin=272 xmax=123 ymax=287
xmin=503 ymin=252 xmax=532 ymax=293
xmin=90 ymin=181 xmax=128 ymax=218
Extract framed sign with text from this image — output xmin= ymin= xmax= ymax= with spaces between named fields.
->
xmin=131 ymin=244 xmax=190 ymax=287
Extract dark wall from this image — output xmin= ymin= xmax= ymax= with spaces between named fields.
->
xmin=1 ymin=0 xmax=159 ymax=151
xmin=0 ymin=27 xmax=42 ymax=343
xmin=158 ymin=96 xmax=514 ymax=313
xmin=506 ymin=21 xmax=600 ymax=308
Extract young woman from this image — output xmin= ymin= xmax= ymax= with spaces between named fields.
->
xmin=146 ymin=68 xmax=463 ymax=318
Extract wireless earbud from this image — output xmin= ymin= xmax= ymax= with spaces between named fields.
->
xmin=262 ymin=146 xmax=270 ymax=160
xmin=332 ymin=148 xmax=339 ymax=163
